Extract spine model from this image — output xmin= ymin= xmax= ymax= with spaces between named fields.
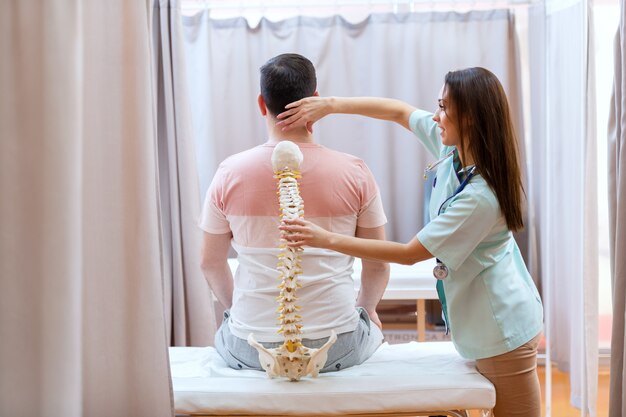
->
xmin=247 ymin=141 xmax=336 ymax=381
xmin=275 ymin=162 xmax=305 ymax=357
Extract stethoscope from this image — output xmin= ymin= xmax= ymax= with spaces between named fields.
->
xmin=424 ymin=150 xmax=477 ymax=280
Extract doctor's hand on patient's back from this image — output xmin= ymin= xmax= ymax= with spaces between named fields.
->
xmin=281 ymin=220 xmax=385 ymax=331
xmin=280 ymin=218 xmax=333 ymax=249
xmin=276 ymin=96 xmax=332 ymax=133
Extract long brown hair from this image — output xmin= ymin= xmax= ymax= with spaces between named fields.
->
xmin=444 ymin=67 xmax=525 ymax=232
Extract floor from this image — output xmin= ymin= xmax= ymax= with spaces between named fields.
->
xmin=536 ymin=365 xmax=610 ymax=417
xmin=464 ymin=365 xmax=610 ymax=417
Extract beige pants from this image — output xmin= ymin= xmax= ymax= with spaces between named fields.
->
xmin=475 ymin=333 xmax=542 ymax=417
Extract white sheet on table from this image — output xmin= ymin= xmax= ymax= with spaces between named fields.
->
xmin=170 ymin=341 xmax=495 ymax=415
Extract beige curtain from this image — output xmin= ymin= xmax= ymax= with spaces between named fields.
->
xmin=154 ymin=0 xmax=217 ymax=347
xmin=0 ymin=1 xmax=173 ymax=416
xmin=608 ymin=2 xmax=626 ymax=415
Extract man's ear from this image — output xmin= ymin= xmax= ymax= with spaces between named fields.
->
xmin=258 ymin=94 xmax=267 ymax=116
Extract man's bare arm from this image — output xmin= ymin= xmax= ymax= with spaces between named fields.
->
xmin=354 ymin=225 xmax=390 ymax=329
xmin=200 ymin=231 xmax=234 ymax=309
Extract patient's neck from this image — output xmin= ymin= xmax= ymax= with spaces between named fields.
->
xmin=266 ymin=116 xmax=314 ymax=144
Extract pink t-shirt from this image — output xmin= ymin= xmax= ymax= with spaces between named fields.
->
xmin=200 ymin=141 xmax=387 ymax=342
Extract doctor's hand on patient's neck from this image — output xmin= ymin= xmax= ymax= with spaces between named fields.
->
xmin=275 ymin=96 xmax=332 ymax=132
xmin=266 ymin=114 xmax=315 ymax=143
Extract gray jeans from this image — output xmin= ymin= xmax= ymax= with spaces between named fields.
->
xmin=215 ymin=307 xmax=383 ymax=373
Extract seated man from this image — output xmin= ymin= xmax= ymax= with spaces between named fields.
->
xmin=199 ymin=53 xmax=389 ymax=373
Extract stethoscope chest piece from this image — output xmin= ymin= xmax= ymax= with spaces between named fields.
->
xmin=427 ymin=152 xmax=477 ymax=282
xmin=433 ymin=259 xmax=448 ymax=280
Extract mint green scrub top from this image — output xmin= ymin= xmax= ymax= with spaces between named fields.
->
xmin=410 ymin=109 xmax=543 ymax=360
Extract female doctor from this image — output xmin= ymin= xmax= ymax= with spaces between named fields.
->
xmin=278 ymin=67 xmax=544 ymax=417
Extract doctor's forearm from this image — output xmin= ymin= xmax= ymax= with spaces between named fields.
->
xmin=329 ymin=97 xmax=415 ymax=129
xmin=325 ymin=234 xmax=430 ymax=265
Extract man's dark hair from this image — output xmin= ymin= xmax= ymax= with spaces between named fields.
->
xmin=260 ymin=53 xmax=317 ymax=116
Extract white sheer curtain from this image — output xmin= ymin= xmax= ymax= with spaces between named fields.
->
xmin=0 ymin=1 xmax=173 ymax=416
xmin=153 ymin=0 xmax=217 ymax=346
xmin=528 ymin=0 xmax=598 ymax=415
xmin=180 ymin=9 xmax=525 ymax=244
xmin=608 ymin=1 xmax=626 ymax=415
